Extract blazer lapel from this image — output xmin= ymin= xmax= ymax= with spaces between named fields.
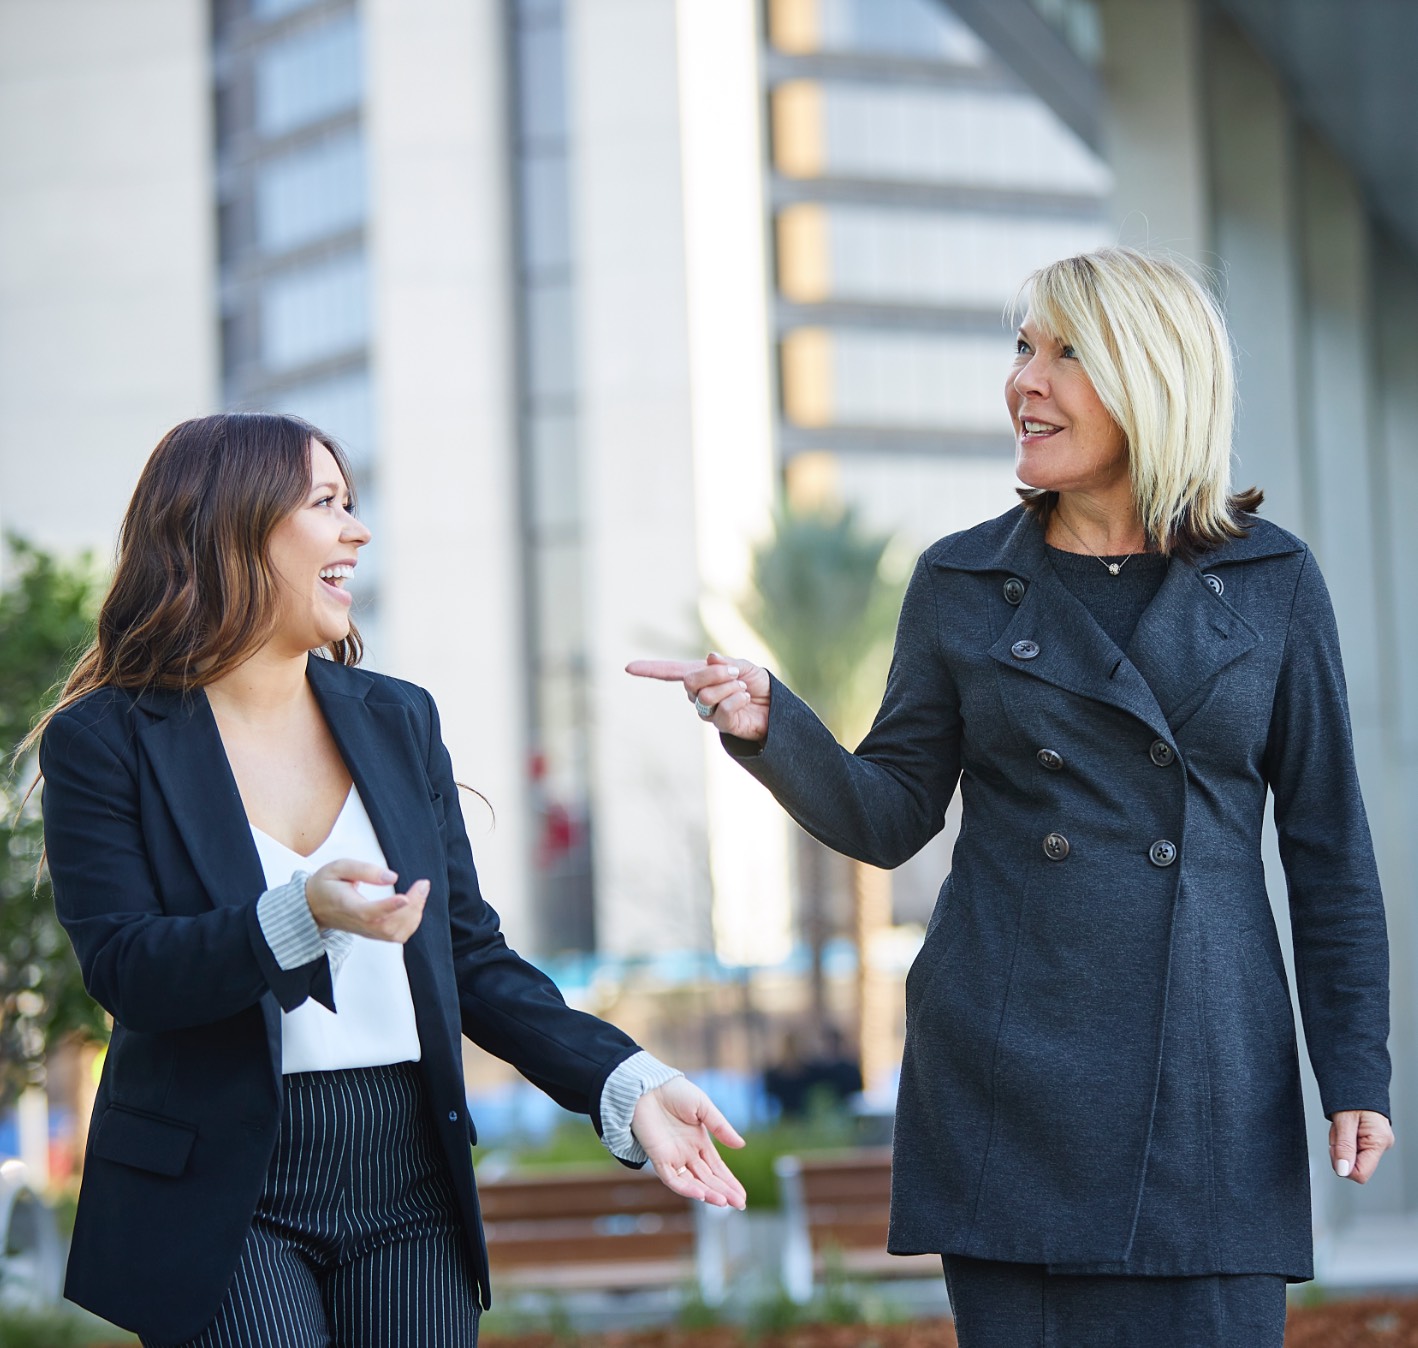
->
xmin=138 ymin=690 xmax=268 ymax=913
xmin=306 ymin=659 xmax=460 ymax=1049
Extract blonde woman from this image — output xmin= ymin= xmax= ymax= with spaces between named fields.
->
xmin=631 ymin=248 xmax=1392 ymax=1346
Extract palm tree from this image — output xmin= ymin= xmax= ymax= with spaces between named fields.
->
xmin=739 ymin=500 xmax=905 ymax=1089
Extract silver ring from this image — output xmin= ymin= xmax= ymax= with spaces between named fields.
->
xmin=693 ymin=697 xmax=715 ymax=721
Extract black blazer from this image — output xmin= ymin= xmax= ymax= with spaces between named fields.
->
xmin=40 ymin=656 xmax=640 ymax=1343
xmin=731 ymin=507 xmax=1390 ymax=1278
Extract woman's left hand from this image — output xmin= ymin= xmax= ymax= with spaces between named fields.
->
xmin=633 ymin=1077 xmax=748 ymax=1210
xmin=1329 ymin=1109 xmax=1394 ymax=1183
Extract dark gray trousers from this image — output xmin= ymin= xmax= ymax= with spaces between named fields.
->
xmin=147 ymin=1062 xmax=480 ymax=1348
xmin=943 ymin=1254 xmax=1287 ymax=1348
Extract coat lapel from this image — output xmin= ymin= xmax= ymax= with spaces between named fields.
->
xmin=943 ymin=507 xmax=1266 ymax=741
xmin=1126 ymin=562 xmax=1260 ymax=730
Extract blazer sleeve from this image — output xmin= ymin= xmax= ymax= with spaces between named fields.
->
xmin=723 ymin=553 xmax=964 ymax=870
xmin=1263 ymin=548 xmax=1391 ymax=1119
xmin=417 ymin=688 xmax=640 ymax=1136
xmin=40 ymin=705 xmax=333 ymax=1033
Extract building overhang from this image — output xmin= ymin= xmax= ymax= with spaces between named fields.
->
xmin=1212 ymin=0 xmax=1418 ymax=257
xmin=946 ymin=0 xmax=1418 ymax=261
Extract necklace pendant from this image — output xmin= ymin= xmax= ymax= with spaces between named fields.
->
xmin=1108 ymin=563 xmax=1121 ymax=576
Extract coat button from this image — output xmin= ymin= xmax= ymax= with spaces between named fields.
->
xmin=1011 ymin=639 xmax=1040 ymax=660
xmin=1149 ymin=740 xmax=1175 ymax=767
xmin=1036 ymin=748 xmax=1064 ymax=771
xmin=1202 ymin=572 xmax=1224 ymax=596
xmin=1043 ymin=832 xmax=1070 ymax=860
xmin=1003 ymin=577 xmax=1026 ymax=606
xmin=1149 ymin=839 xmax=1177 ymax=867
xmin=448 ymin=1109 xmax=459 ymax=1122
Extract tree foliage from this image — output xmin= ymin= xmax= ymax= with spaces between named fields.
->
xmin=0 ymin=538 xmax=107 ymax=1104
xmin=740 ymin=501 xmax=905 ymax=746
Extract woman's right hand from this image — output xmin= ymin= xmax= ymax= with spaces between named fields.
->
xmin=625 ymin=652 xmax=772 ymax=742
xmin=305 ymin=860 xmax=428 ymax=944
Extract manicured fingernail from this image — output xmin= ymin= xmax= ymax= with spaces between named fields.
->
xmin=382 ymin=871 xmax=397 ymax=883
xmin=727 ymin=667 xmax=739 ymax=677
xmin=1336 ymin=1158 xmax=1352 ymax=1177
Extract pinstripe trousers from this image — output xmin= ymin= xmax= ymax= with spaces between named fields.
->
xmin=145 ymin=1063 xmax=481 ymax=1348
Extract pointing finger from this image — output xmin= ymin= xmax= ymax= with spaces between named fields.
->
xmin=626 ymin=659 xmax=704 ymax=681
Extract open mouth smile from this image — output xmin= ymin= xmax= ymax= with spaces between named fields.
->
xmin=1019 ymin=419 xmax=1063 ymax=443
xmin=319 ymin=564 xmax=355 ymax=603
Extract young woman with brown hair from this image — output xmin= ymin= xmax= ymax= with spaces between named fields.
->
xmin=31 ymin=413 xmax=744 ymax=1347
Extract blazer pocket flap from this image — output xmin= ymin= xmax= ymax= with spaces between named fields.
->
xmin=91 ymin=1105 xmax=197 ymax=1177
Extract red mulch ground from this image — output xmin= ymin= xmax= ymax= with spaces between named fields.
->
xmin=476 ymin=1297 xmax=1418 ymax=1347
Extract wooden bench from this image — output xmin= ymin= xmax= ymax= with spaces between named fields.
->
xmin=775 ymin=1148 xmax=942 ymax=1303
xmin=478 ymin=1163 xmax=728 ymax=1302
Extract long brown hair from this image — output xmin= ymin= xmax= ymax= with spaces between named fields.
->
xmin=21 ymin=413 xmax=362 ymax=759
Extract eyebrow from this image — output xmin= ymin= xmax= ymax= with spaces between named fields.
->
xmin=310 ymin=480 xmax=349 ymax=495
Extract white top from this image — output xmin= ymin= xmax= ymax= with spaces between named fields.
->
xmin=250 ymin=787 xmax=422 ymax=1074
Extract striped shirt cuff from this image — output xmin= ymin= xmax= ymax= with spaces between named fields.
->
xmin=599 ymin=1050 xmax=684 ymax=1164
xmin=255 ymin=873 xmax=356 ymax=976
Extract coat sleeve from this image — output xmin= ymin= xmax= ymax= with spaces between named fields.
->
xmin=724 ymin=554 xmax=963 ymax=869
xmin=39 ymin=707 xmax=332 ymax=1034
xmin=1263 ymin=548 xmax=1391 ymax=1119
xmin=418 ymin=688 xmax=640 ymax=1136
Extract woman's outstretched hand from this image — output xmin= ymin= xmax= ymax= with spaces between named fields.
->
xmin=305 ymin=859 xmax=428 ymax=944
xmin=1329 ymin=1109 xmax=1394 ymax=1183
xmin=633 ymin=1077 xmax=747 ymax=1209
xmin=625 ymin=652 xmax=772 ymax=743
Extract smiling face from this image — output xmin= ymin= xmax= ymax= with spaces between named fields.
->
xmin=266 ymin=439 xmax=370 ymax=655
xmin=1007 ymin=311 xmax=1129 ymax=500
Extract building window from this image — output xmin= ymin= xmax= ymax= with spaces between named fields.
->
xmin=777 ymin=202 xmax=1110 ymax=308
xmin=769 ymin=0 xmax=988 ymax=62
xmin=260 ymin=250 xmax=368 ymax=372
xmin=254 ymin=13 xmax=362 ymax=139
xmin=782 ymin=327 xmax=1013 ymax=431
xmin=254 ymin=130 xmax=366 ymax=253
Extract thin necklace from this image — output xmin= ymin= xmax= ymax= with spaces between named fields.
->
xmin=1054 ymin=511 xmax=1134 ymax=576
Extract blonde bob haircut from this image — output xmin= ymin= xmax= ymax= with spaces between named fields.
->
xmin=1017 ymin=246 xmax=1262 ymax=559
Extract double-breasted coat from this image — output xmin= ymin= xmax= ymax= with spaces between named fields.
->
xmin=731 ymin=505 xmax=1390 ymax=1278
xmin=40 ymin=657 xmax=642 ymax=1343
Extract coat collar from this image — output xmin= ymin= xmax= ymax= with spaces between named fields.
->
xmin=931 ymin=506 xmax=1299 ymax=738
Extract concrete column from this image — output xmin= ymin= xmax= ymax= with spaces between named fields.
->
xmin=0 ymin=0 xmax=217 ymax=567
xmin=1296 ymin=130 xmax=1399 ymax=1223
xmin=1204 ymin=19 xmax=1307 ymax=535
xmin=676 ymin=0 xmax=792 ymax=967
xmin=570 ymin=0 xmax=714 ymax=957
xmin=1097 ymin=0 xmax=1209 ymax=256
xmin=1371 ymin=230 xmax=1418 ymax=1213
xmin=364 ymin=0 xmax=532 ymax=939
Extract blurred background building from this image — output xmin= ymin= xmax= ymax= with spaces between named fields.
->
xmin=2 ymin=0 xmax=1416 ymax=1256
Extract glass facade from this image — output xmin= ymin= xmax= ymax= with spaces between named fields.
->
xmin=253 ymin=13 xmax=362 ymax=138
xmin=510 ymin=0 xmax=596 ymax=954
xmin=212 ymin=0 xmax=378 ymax=647
xmin=255 ymin=130 xmax=365 ymax=253
xmin=766 ymin=0 xmax=1111 ymax=461
xmin=780 ymin=202 xmax=1107 ymax=308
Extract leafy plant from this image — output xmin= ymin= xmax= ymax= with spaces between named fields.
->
xmin=0 ymin=538 xmax=107 ymax=1105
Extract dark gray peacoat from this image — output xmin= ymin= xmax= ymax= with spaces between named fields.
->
xmin=729 ymin=505 xmax=1390 ymax=1279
